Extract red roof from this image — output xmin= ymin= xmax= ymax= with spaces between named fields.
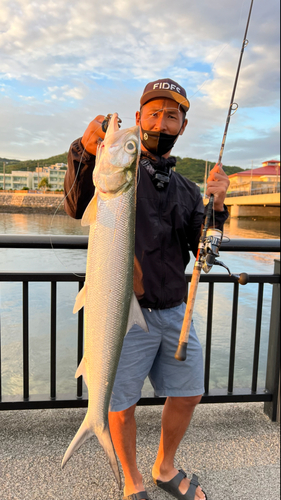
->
xmin=229 ymin=165 xmax=280 ymax=178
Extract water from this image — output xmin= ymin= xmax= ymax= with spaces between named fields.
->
xmin=0 ymin=212 xmax=279 ymax=398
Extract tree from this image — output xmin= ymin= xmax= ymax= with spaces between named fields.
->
xmin=38 ymin=177 xmax=51 ymax=192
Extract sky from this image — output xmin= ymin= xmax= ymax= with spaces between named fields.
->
xmin=0 ymin=0 xmax=280 ymax=169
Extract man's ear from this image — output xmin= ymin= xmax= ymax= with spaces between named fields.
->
xmin=179 ymin=118 xmax=188 ymax=136
xmin=136 ymin=111 xmax=141 ymax=126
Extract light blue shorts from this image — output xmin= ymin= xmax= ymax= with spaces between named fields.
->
xmin=110 ymin=303 xmax=204 ymax=412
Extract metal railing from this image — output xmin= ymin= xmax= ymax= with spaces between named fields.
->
xmin=0 ymin=236 xmax=280 ymax=420
xmin=226 ymin=185 xmax=280 ymax=197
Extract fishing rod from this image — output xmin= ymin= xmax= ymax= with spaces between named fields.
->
xmin=175 ymin=0 xmax=254 ymax=361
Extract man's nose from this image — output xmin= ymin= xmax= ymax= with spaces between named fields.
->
xmin=153 ymin=112 xmax=167 ymax=132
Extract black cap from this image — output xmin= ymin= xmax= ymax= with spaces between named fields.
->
xmin=140 ymin=78 xmax=190 ymax=112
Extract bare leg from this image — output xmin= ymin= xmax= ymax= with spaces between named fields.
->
xmin=152 ymin=395 xmax=206 ymax=500
xmin=109 ymin=404 xmax=145 ymax=498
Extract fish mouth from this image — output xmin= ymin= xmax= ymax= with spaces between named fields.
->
xmin=106 ymin=113 xmax=120 ymax=137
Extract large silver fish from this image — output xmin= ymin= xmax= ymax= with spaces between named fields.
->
xmin=61 ymin=114 xmax=148 ymax=487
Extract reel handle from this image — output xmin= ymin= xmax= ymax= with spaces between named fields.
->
xmin=234 ymin=272 xmax=249 ymax=285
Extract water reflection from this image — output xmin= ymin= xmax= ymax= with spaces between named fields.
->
xmin=224 ymin=217 xmax=280 ymax=240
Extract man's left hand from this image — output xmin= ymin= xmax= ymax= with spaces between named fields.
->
xmin=206 ymin=163 xmax=230 ymax=211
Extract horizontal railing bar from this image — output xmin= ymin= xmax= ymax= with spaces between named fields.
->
xmin=0 ymin=273 xmax=85 ymax=282
xmin=0 ymin=235 xmax=280 ymax=252
xmin=0 ymin=234 xmax=89 ymax=249
xmin=0 ymin=389 xmax=273 ymax=410
xmin=0 ymin=272 xmax=279 ymax=284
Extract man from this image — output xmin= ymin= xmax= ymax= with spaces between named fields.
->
xmin=64 ymin=78 xmax=229 ymax=500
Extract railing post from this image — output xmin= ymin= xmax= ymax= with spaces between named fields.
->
xmin=77 ymin=281 xmax=84 ymax=399
xmin=50 ymin=282 xmax=57 ymax=400
xmin=264 ymin=260 xmax=280 ymax=422
xmin=0 ymin=313 xmax=2 ymax=402
xmin=228 ymin=282 xmax=239 ymax=393
xmin=23 ymin=281 xmax=29 ymax=401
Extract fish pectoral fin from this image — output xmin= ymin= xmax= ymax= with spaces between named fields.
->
xmin=75 ymin=357 xmax=88 ymax=387
xmin=126 ymin=293 xmax=149 ymax=334
xmin=73 ymin=284 xmax=87 ymax=314
xmin=81 ymin=192 xmax=98 ymax=227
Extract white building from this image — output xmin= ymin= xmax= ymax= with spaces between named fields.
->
xmin=0 ymin=166 xmax=66 ymax=191
xmin=0 ymin=171 xmax=33 ymax=190
xmin=48 ymin=169 xmax=66 ymax=190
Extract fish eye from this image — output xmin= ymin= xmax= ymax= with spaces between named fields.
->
xmin=124 ymin=140 xmax=137 ymax=154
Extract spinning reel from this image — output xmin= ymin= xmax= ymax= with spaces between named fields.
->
xmin=200 ymin=228 xmax=249 ymax=285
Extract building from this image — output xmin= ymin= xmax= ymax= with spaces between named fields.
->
xmin=48 ymin=169 xmax=66 ymax=191
xmin=0 ymin=165 xmax=66 ymax=191
xmin=33 ymin=163 xmax=66 ymax=190
xmin=0 ymin=171 xmax=33 ymax=190
xmin=227 ymin=160 xmax=280 ymax=196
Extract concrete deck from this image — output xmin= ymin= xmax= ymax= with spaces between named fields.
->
xmin=0 ymin=402 xmax=280 ymax=500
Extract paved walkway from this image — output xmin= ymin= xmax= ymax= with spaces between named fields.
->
xmin=0 ymin=402 xmax=280 ymax=500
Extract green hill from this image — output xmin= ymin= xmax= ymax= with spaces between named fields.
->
xmin=0 ymin=157 xmax=21 ymax=166
xmin=0 ymin=153 xmax=68 ymax=174
xmin=0 ymin=152 xmax=243 ymax=183
xmin=175 ymin=157 xmax=243 ymax=183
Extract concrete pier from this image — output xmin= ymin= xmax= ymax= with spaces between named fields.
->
xmin=203 ymin=192 xmax=280 ymax=218
xmin=229 ymin=205 xmax=280 ymax=218
xmin=225 ymin=193 xmax=280 ymax=218
xmin=0 ymin=403 xmax=279 ymax=500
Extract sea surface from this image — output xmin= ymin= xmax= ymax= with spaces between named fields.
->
xmin=0 ymin=212 xmax=279 ymax=398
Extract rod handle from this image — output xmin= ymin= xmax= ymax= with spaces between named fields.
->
xmin=175 ymin=267 xmax=201 ymax=361
xmin=175 ymin=342 xmax=188 ymax=361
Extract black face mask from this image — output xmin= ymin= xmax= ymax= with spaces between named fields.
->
xmin=140 ymin=129 xmax=179 ymax=156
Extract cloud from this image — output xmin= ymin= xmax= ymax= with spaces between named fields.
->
xmin=64 ymin=87 xmax=85 ymax=100
xmin=1 ymin=0 xmax=279 ymax=88
xmin=0 ymin=0 xmax=279 ymax=166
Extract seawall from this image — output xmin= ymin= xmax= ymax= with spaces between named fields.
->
xmin=0 ymin=192 xmax=66 ymax=215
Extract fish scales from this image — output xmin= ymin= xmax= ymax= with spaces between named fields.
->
xmin=85 ymin=192 xmax=135 ymax=427
xmin=62 ymin=114 xmax=148 ymax=489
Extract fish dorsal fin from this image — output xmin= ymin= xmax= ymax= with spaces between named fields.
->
xmin=126 ymin=293 xmax=149 ymax=334
xmin=73 ymin=284 xmax=87 ymax=314
xmin=75 ymin=357 xmax=88 ymax=387
xmin=81 ymin=192 xmax=98 ymax=227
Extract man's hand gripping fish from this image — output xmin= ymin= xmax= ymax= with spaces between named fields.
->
xmin=61 ymin=114 xmax=148 ymax=488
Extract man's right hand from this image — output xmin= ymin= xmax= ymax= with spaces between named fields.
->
xmin=81 ymin=115 xmax=106 ymax=156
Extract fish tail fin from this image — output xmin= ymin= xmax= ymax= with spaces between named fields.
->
xmin=97 ymin=424 xmax=122 ymax=490
xmin=61 ymin=416 xmax=93 ymax=469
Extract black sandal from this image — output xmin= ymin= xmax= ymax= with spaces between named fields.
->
xmin=123 ymin=491 xmax=151 ymax=500
xmin=153 ymin=469 xmax=207 ymax=500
